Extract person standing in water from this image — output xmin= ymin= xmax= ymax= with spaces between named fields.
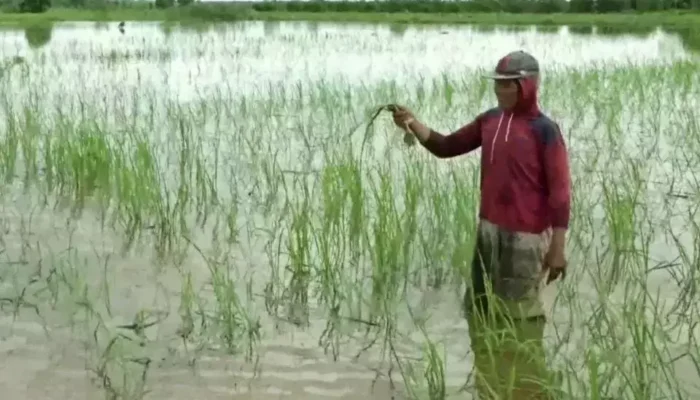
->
xmin=392 ymin=50 xmax=571 ymax=400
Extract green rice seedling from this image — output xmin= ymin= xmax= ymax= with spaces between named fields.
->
xmin=176 ymin=271 xmax=196 ymax=349
xmin=393 ymin=336 xmax=446 ymax=400
xmin=186 ymin=237 xmax=261 ymax=360
xmin=599 ymin=165 xmax=645 ymax=292
xmin=90 ymin=323 xmax=153 ymax=400
xmin=284 ymin=184 xmax=313 ymax=326
xmin=363 ymin=104 xmax=418 ymax=147
xmin=367 ymin=167 xmax=404 ymax=317
xmin=422 ymin=338 xmax=447 ymax=400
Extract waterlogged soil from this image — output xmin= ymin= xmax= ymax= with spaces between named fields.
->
xmin=1 ymin=21 xmax=700 ymax=399
xmin=0 ymin=190 xmax=474 ymax=400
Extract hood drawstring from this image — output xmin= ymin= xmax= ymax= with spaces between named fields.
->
xmin=489 ymin=112 xmax=514 ymax=163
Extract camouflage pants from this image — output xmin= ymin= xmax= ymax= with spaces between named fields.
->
xmin=464 ymin=219 xmax=555 ymax=400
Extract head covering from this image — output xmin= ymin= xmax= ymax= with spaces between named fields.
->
xmin=485 ymin=50 xmax=541 ymax=116
xmin=483 ymin=50 xmax=540 ymax=80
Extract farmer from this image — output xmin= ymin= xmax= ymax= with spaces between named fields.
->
xmin=392 ymin=50 xmax=570 ymax=400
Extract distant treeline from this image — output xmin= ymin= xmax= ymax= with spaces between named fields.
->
xmin=245 ymin=0 xmax=700 ymax=13
xmin=5 ymin=0 xmax=700 ymax=14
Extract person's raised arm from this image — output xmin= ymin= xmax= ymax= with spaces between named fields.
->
xmin=393 ymin=107 xmax=485 ymax=158
xmin=416 ymin=119 xmax=483 ymax=158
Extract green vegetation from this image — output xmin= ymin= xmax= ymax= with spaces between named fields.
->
xmin=0 ymin=25 xmax=699 ymax=397
xmin=250 ymin=0 xmax=700 ymax=13
xmin=2 ymin=4 xmax=700 ymax=53
xmin=1 ymin=0 xmax=700 ymax=30
xmin=2 ymin=0 xmax=700 ymax=52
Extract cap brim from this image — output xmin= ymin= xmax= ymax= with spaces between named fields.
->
xmin=482 ymin=73 xmax=525 ymax=80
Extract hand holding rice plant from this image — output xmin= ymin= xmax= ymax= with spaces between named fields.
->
xmin=387 ymin=104 xmax=422 ymax=146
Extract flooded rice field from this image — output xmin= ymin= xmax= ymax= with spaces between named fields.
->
xmin=1 ymin=21 xmax=699 ymax=399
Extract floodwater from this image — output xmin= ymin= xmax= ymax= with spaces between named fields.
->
xmin=1 ymin=21 xmax=699 ymax=400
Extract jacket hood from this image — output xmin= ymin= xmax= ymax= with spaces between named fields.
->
xmin=488 ymin=75 xmax=541 ymax=164
xmin=512 ymin=75 xmax=540 ymax=117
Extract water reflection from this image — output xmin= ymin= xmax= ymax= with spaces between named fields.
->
xmin=93 ymin=21 xmax=110 ymax=31
xmin=389 ymin=23 xmax=408 ymax=37
xmin=0 ymin=21 xmax=693 ymax=105
xmin=24 ymin=24 xmax=53 ymax=49
xmin=306 ymin=21 xmax=320 ymax=37
xmin=263 ymin=20 xmax=280 ymax=36
xmin=668 ymin=26 xmax=700 ymax=52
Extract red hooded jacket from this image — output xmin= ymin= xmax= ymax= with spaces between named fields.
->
xmin=421 ymin=77 xmax=571 ymax=234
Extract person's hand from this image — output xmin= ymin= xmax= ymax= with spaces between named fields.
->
xmin=390 ymin=105 xmax=416 ymax=132
xmin=544 ymin=245 xmax=567 ymax=284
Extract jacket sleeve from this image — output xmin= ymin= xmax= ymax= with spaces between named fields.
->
xmin=543 ymin=123 xmax=571 ymax=229
xmin=420 ymin=113 xmax=485 ymax=158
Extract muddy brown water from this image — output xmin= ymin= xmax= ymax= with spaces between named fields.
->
xmin=1 ymin=21 xmax=699 ymax=400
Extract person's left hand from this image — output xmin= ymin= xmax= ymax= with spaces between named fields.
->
xmin=544 ymin=246 xmax=567 ymax=284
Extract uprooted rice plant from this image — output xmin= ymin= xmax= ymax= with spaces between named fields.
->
xmin=0 ymin=22 xmax=699 ymax=400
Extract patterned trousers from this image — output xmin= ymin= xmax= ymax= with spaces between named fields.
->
xmin=463 ymin=219 xmax=557 ymax=400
